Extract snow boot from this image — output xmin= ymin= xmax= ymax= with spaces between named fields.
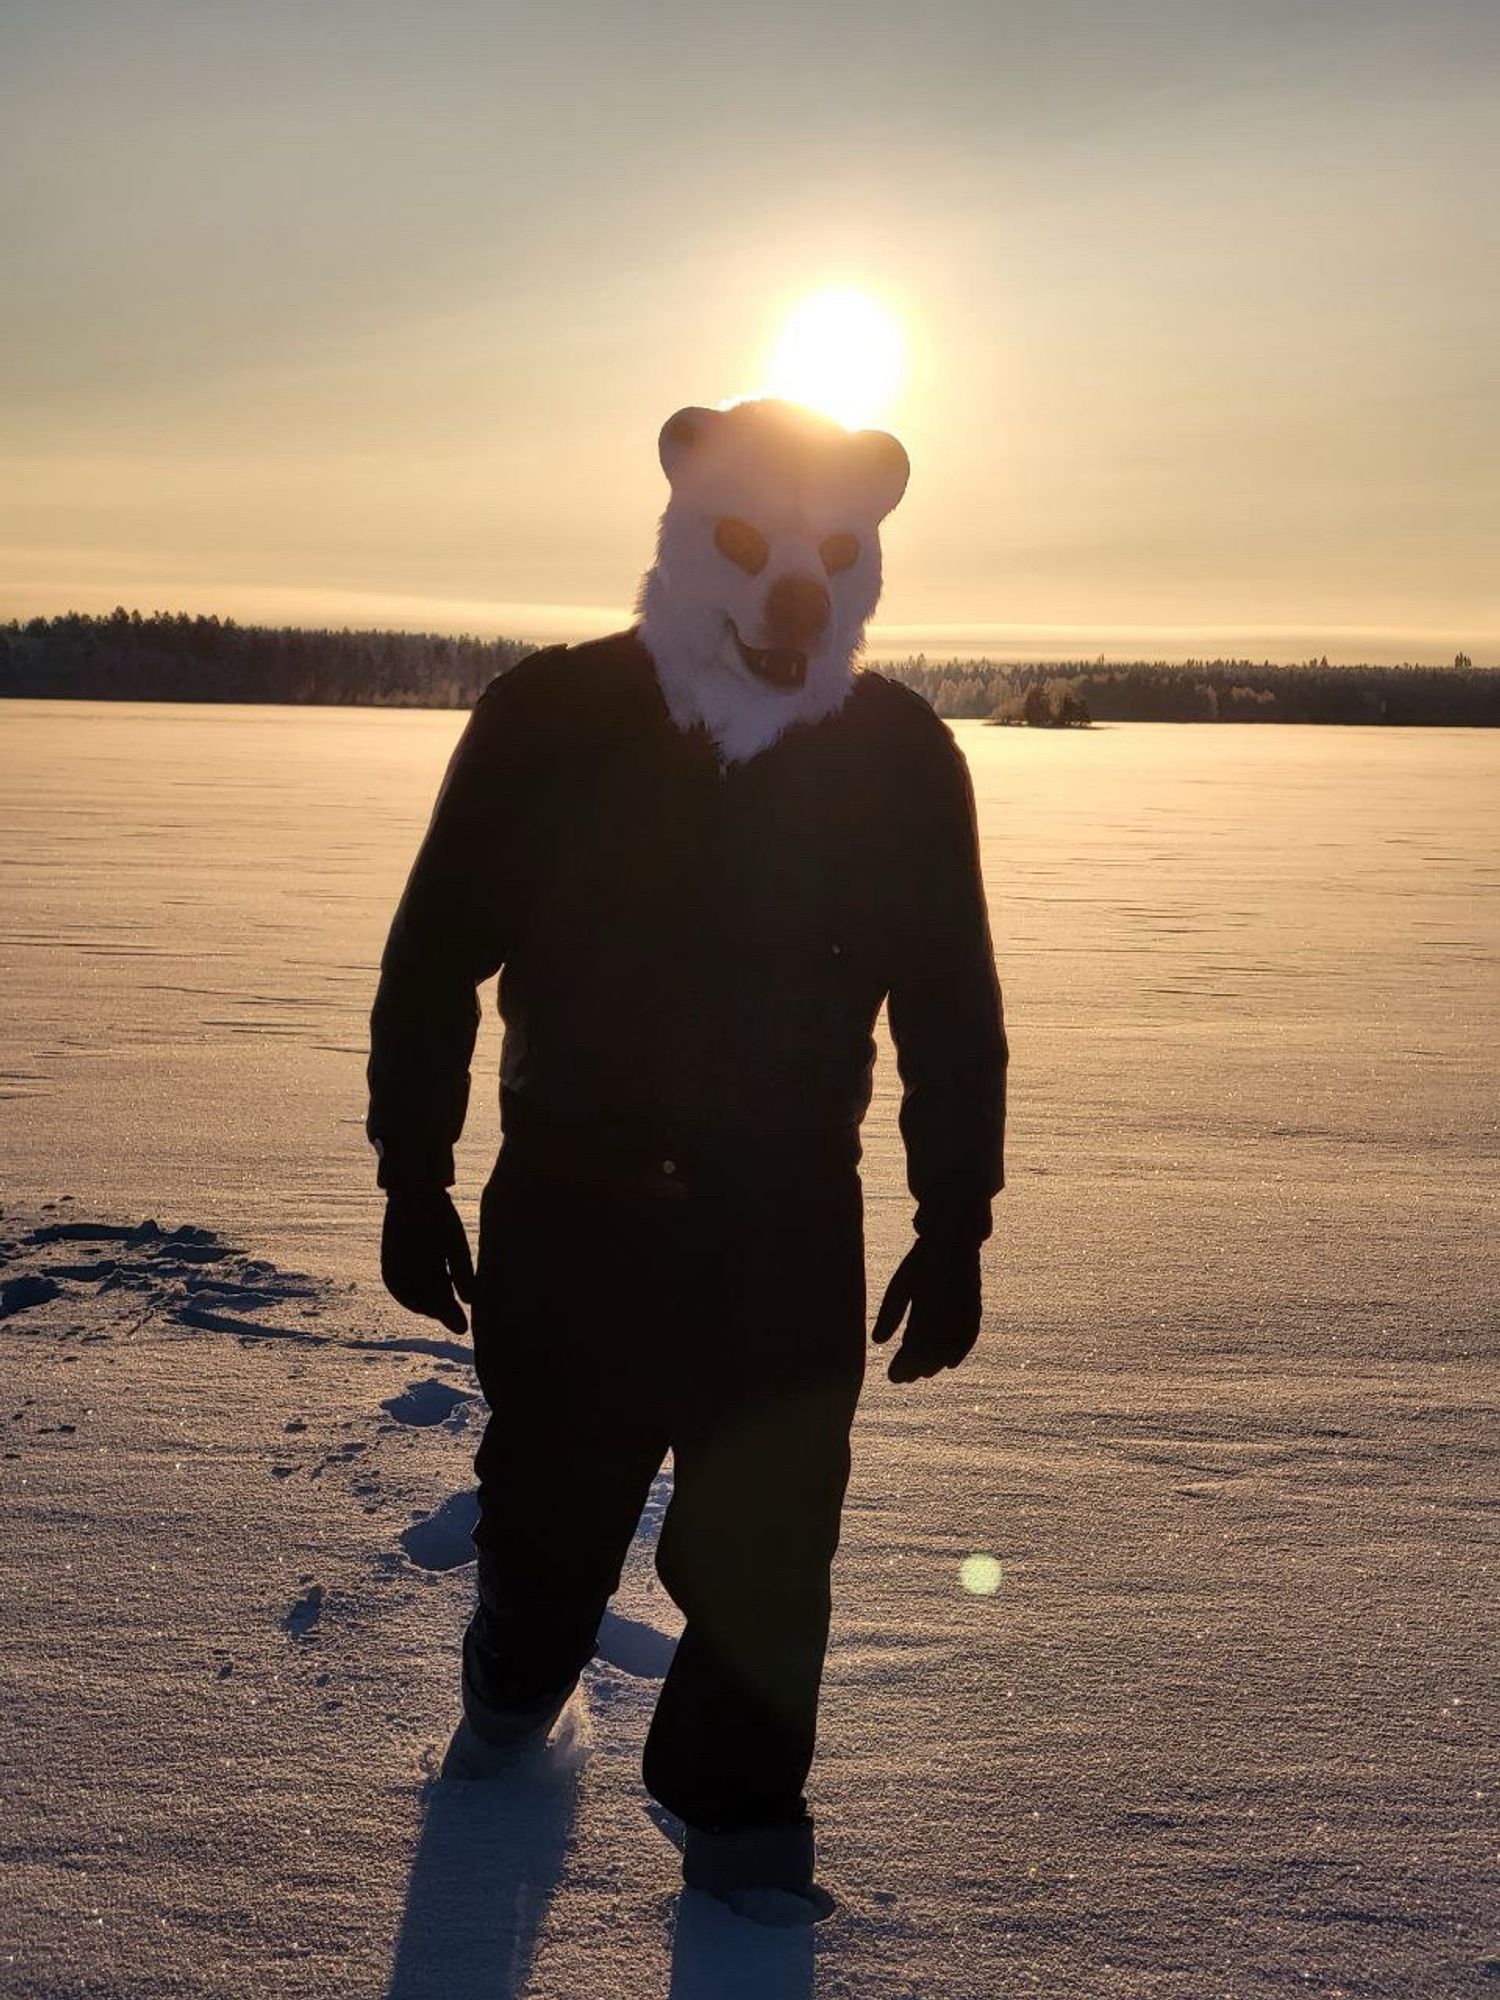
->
xmin=681 ymin=1818 xmax=834 ymax=1926
xmin=438 ymin=1636 xmax=578 ymax=1780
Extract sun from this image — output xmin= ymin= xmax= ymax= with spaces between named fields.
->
xmin=763 ymin=287 xmax=904 ymax=431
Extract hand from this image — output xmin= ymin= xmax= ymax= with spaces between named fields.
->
xmin=380 ymin=1188 xmax=474 ymax=1335
xmin=871 ymin=1235 xmax=983 ymax=1383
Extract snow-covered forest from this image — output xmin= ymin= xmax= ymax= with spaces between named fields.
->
xmin=3 ymin=611 xmax=1498 ymax=724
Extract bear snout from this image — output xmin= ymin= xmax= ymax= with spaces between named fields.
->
xmin=763 ymin=574 xmax=831 ymax=646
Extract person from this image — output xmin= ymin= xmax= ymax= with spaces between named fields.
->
xmin=367 ymin=398 xmax=1007 ymax=1923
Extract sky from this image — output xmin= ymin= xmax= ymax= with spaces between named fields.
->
xmin=2 ymin=0 xmax=1496 ymax=663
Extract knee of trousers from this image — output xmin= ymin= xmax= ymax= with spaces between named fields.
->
xmin=654 ymin=1529 xmax=838 ymax=1637
xmin=473 ymin=1537 xmax=627 ymax=1621
xmin=653 ymin=1432 xmax=853 ymax=1615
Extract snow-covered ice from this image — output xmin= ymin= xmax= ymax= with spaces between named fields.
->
xmin=1 ymin=700 xmax=1496 ymax=1996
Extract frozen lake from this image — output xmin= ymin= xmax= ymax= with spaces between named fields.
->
xmin=3 ymin=700 xmax=1494 ymax=1314
xmin=3 ymin=696 xmax=1497 ymax=1997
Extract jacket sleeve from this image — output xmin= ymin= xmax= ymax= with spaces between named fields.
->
xmin=884 ymin=706 xmax=1009 ymax=1241
xmin=366 ymin=665 xmax=546 ymax=1191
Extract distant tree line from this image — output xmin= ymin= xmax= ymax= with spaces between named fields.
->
xmin=882 ymin=654 xmax=1500 ymax=727
xmin=0 ymin=609 xmax=534 ymax=707
xmin=2 ymin=611 xmax=1497 ymax=724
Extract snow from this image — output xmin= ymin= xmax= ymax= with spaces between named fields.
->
xmin=1 ymin=700 xmax=1496 ymax=1996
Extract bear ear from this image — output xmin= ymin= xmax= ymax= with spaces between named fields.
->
xmin=658 ymin=406 xmax=720 ymax=485
xmin=845 ymin=428 xmax=910 ymax=520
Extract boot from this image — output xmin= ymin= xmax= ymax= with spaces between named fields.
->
xmin=439 ymin=1614 xmax=578 ymax=1780
xmin=681 ymin=1817 xmax=834 ymax=1926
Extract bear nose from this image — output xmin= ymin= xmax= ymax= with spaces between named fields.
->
xmin=764 ymin=573 xmax=831 ymax=645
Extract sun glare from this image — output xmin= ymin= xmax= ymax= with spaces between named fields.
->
xmin=763 ymin=287 xmax=904 ymax=430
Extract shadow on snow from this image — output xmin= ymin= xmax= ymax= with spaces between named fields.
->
xmin=384 ymin=1759 xmax=579 ymax=2000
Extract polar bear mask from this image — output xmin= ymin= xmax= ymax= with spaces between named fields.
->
xmin=637 ymin=398 xmax=910 ymax=766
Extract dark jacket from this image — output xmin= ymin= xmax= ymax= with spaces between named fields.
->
xmin=366 ymin=629 xmax=1007 ymax=1238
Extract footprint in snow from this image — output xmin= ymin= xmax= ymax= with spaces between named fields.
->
xmin=284 ymin=1583 xmax=325 ymax=1638
xmin=381 ymin=1378 xmax=476 ymax=1428
xmin=400 ymin=1491 xmax=479 ymax=1571
xmin=0 ymin=1275 xmax=61 ymax=1318
xmin=595 ymin=1610 xmax=676 ymax=1680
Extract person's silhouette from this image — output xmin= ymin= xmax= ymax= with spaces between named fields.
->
xmin=368 ymin=400 xmax=1007 ymax=1922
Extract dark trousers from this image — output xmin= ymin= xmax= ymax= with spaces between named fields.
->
xmin=466 ymin=1152 xmax=867 ymax=1833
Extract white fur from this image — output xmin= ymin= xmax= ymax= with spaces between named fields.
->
xmin=637 ymin=400 xmax=908 ymax=766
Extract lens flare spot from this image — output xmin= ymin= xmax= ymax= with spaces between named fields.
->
xmin=959 ymin=1553 xmax=1003 ymax=1596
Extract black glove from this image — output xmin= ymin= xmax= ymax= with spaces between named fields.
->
xmin=380 ymin=1188 xmax=474 ymax=1335
xmin=871 ymin=1234 xmax=983 ymax=1383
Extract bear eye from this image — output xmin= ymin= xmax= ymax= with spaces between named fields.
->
xmin=713 ymin=517 xmax=769 ymax=575
xmin=819 ymin=532 xmax=860 ymax=575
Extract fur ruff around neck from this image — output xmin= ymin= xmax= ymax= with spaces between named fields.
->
xmin=636 ymin=581 xmax=859 ymax=767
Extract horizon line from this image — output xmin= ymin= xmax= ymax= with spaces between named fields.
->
xmin=1 ymin=583 xmax=1494 ymax=670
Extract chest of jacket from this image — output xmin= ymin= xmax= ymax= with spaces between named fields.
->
xmin=509 ymin=717 xmax=897 ymax=1019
